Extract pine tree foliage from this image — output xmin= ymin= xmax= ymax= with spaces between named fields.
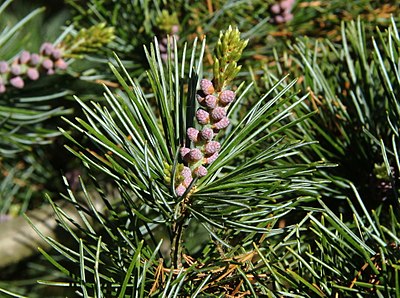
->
xmin=0 ymin=0 xmax=115 ymax=215
xmin=251 ymin=193 xmax=400 ymax=297
xmin=246 ymin=16 xmax=400 ymax=297
xmin=259 ymin=16 xmax=400 ymax=201
xmin=24 ymin=27 xmax=329 ymax=296
xmin=293 ymin=17 xmax=400 ymax=204
xmin=1 ymin=2 xmax=400 ymax=298
xmin=64 ymin=0 xmax=399 ymax=78
xmin=0 ymin=0 xmax=70 ymax=215
xmin=0 ymin=0 xmax=69 ymax=156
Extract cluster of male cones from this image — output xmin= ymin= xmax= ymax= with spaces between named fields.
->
xmin=270 ymin=0 xmax=295 ymax=24
xmin=0 ymin=42 xmax=67 ymax=93
xmin=175 ymin=79 xmax=236 ymax=196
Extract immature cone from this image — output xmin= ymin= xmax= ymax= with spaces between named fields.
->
xmin=40 ymin=42 xmax=54 ymax=56
xmin=205 ymin=141 xmax=221 ymax=155
xmin=10 ymin=77 xmax=24 ymax=89
xmin=211 ymin=107 xmax=226 ymax=121
xmin=205 ymin=95 xmax=218 ymax=109
xmin=51 ymin=48 xmax=62 ymax=60
xmin=0 ymin=61 xmax=8 ymax=73
xmin=10 ymin=65 xmax=21 ymax=76
xmin=180 ymin=147 xmax=190 ymax=159
xmin=196 ymin=109 xmax=210 ymax=125
xmin=200 ymin=128 xmax=214 ymax=141
xmin=193 ymin=166 xmax=208 ymax=177
xmin=270 ymin=3 xmax=281 ymax=14
xmin=200 ymin=79 xmax=215 ymax=95
xmin=27 ymin=68 xmax=39 ymax=80
xmin=181 ymin=166 xmax=192 ymax=180
xmin=270 ymin=0 xmax=295 ymax=24
xmin=42 ymin=58 xmax=54 ymax=70
xmin=55 ymin=59 xmax=68 ymax=70
xmin=176 ymin=184 xmax=186 ymax=196
xmin=213 ymin=117 xmax=230 ymax=130
xmin=19 ymin=51 xmax=30 ymax=64
xmin=183 ymin=176 xmax=193 ymax=187
xmin=175 ymin=166 xmax=193 ymax=196
xmin=205 ymin=152 xmax=219 ymax=165
xmin=188 ymin=149 xmax=203 ymax=162
xmin=30 ymin=54 xmax=40 ymax=66
xmin=280 ymin=0 xmax=295 ymax=10
xmin=219 ymin=90 xmax=236 ymax=106
xmin=171 ymin=25 xmax=179 ymax=35
xmin=158 ymin=22 xmax=180 ymax=62
xmin=187 ymin=127 xmax=199 ymax=142
xmin=283 ymin=13 xmax=293 ymax=22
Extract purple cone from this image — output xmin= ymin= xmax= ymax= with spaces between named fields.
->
xmin=200 ymin=128 xmax=214 ymax=141
xmin=219 ymin=90 xmax=236 ymax=106
xmin=40 ymin=42 xmax=54 ymax=56
xmin=205 ymin=141 xmax=221 ymax=155
xmin=10 ymin=76 xmax=24 ymax=89
xmin=196 ymin=109 xmax=210 ymax=125
xmin=188 ymin=148 xmax=203 ymax=162
xmin=10 ymin=65 xmax=21 ymax=76
xmin=211 ymin=107 xmax=226 ymax=121
xmin=205 ymin=95 xmax=218 ymax=109
xmin=176 ymin=184 xmax=186 ymax=196
xmin=213 ymin=117 xmax=230 ymax=130
xmin=193 ymin=166 xmax=208 ymax=177
xmin=200 ymin=79 xmax=214 ymax=95
xmin=55 ymin=59 xmax=68 ymax=70
xmin=42 ymin=58 xmax=54 ymax=70
xmin=0 ymin=61 xmax=8 ymax=73
xmin=19 ymin=51 xmax=30 ymax=64
xmin=51 ymin=48 xmax=62 ymax=60
xmin=180 ymin=147 xmax=190 ymax=159
xmin=187 ymin=127 xmax=199 ymax=142
xmin=30 ymin=54 xmax=40 ymax=66
xmin=205 ymin=152 xmax=219 ymax=164
xmin=27 ymin=68 xmax=39 ymax=80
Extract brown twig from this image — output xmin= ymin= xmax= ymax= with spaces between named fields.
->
xmin=206 ymin=0 xmax=213 ymax=14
